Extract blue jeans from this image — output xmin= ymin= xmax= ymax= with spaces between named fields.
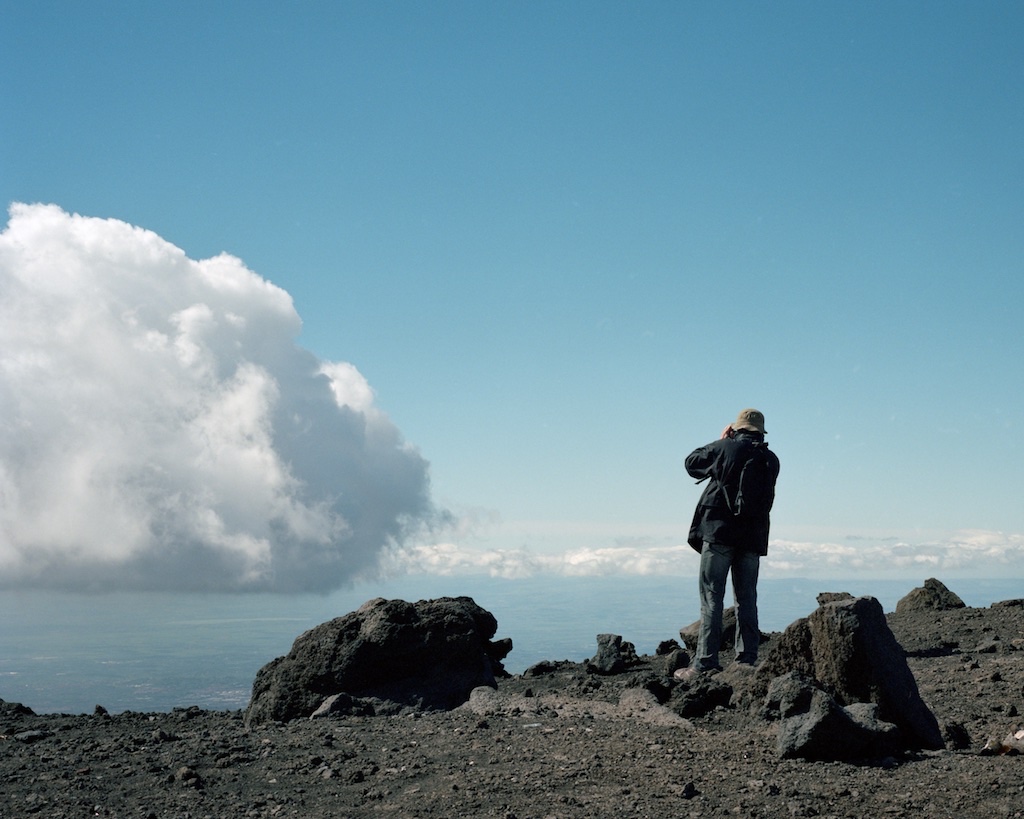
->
xmin=696 ymin=541 xmax=760 ymax=670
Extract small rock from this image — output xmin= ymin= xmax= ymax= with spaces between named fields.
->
xmin=980 ymin=728 xmax=1024 ymax=755
xmin=13 ymin=730 xmax=50 ymax=743
xmin=656 ymin=639 xmax=682 ymax=655
xmin=174 ymin=766 xmax=203 ymax=789
xmin=587 ymin=634 xmax=640 ymax=675
xmin=976 ymin=637 xmax=1001 ymax=654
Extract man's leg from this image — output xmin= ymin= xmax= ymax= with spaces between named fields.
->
xmin=731 ymin=548 xmax=761 ymax=664
xmin=696 ymin=542 xmax=732 ymax=671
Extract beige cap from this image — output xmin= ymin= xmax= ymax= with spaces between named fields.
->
xmin=733 ymin=408 xmax=766 ymax=434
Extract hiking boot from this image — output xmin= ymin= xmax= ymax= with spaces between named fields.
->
xmin=673 ymin=665 xmax=720 ymax=683
xmin=673 ymin=666 xmax=699 ymax=682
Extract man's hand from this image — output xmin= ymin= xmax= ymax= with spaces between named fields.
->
xmin=720 ymin=424 xmax=734 ymax=440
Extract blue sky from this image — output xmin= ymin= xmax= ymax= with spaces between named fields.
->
xmin=2 ymin=1 xmax=1023 ymax=586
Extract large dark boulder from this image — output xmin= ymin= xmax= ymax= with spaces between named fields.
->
xmin=245 ymin=597 xmax=510 ymax=726
xmin=755 ymin=595 xmax=943 ymax=752
xmin=895 ymin=578 xmax=965 ymax=614
xmin=762 ymin=671 xmax=902 ymax=760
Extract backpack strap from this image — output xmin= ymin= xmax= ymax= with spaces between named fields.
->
xmin=723 ymin=439 xmax=764 ymax=516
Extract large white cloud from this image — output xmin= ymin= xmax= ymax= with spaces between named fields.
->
xmin=0 ymin=204 xmax=441 ymax=592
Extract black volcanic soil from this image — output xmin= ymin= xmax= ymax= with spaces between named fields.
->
xmin=2 ymin=602 xmax=1023 ymax=819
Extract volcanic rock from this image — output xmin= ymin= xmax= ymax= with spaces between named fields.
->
xmin=755 ymin=594 xmax=944 ymax=752
xmin=816 ymin=591 xmax=854 ymax=605
xmin=668 ymin=670 xmax=733 ymax=717
xmin=895 ymin=577 xmax=966 ymax=613
xmin=0 ymin=698 xmax=35 ymax=717
xmin=762 ymin=671 xmax=901 ymax=760
xmin=586 ymin=633 xmax=641 ymax=675
xmin=244 ymin=596 xmax=510 ymax=726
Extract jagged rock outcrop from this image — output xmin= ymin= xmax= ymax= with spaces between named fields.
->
xmin=895 ymin=578 xmax=966 ymax=614
xmin=816 ymin=591 xmax=854 ymax=605
xmin=0 ymin=699 xmax=35 ymax=717
xmin=754 ymin=595 xmax=944 ymax=753
xmin=586 ymin=633 xmax=641 ymax=675
xmin=245 ymin=597 xmax=511 ymax=726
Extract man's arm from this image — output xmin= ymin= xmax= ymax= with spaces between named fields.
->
xmin=685 ymin=442 xmax=719 ymax=481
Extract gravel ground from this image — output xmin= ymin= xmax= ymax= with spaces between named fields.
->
xmin=2 ymin=601 xmax=1022 ymax=819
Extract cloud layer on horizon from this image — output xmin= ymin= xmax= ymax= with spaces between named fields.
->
xmin=0 ymin=204 xmax=441 ymax=592
xmin=392 ymin=529 xmax=1024 ymax=580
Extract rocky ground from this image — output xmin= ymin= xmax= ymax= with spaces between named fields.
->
xmin=2 ymin=599 xmax=1023 ymax=819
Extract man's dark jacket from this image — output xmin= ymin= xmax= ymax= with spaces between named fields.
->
xmin=686 ymin=430 xmax=780 ymax=556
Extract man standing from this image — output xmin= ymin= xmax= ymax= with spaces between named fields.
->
xmin=677 ymin=409 xmax=780 ymax=681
